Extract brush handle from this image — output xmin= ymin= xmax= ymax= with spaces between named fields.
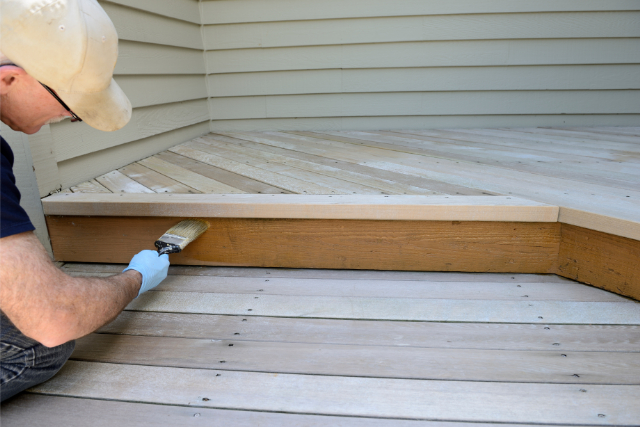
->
xmin=155 ymin=240 xmax=181 ymax=256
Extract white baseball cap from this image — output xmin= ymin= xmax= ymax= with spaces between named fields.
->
xmin=0 ymin=0 xmax=132 ymax=131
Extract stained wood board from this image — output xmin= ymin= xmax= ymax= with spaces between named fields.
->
xmin=41 ymin=193 xmax=558 ymax=221
xmin=2 ymin=394 xmax=495 ymax=427
xmin=72 ymin=334 xmax=640 ymax=384
xmin=125 ymin=292 xmax=640 ymax=324
xmin=558 ymin=224 xmax=640 ymax=301
xmin=99 ymin=311 xmax=640 ymax=352
xmin=29 ymin=361 xmax=640 ymax=425
xmin=146 ymin=275 xmax=627 ymax=302
xmin=45 ymin=216 xmax=561 ymax=273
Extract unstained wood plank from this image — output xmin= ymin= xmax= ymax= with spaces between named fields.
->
xmin=126 ymin=291 xmax=640 ymax=324
xmin=70 ymin=179 xmax=111 ymax=193
xmin=72 ymin=334 xmax=640 ymax=384
xmin=99 ymin=311 xmax=640 ymax=352
xmin=119 ymin=163 xmax=200 ymax=193
xmin=29 ymin=361 xmax=640 ymax=424
xmin=138 ymin=156 xmax=246 ymax=194
xmin=146 ymin=275 xmax=627 ymax=302
xmin=94 ymin=170 xmax=154 ymax=194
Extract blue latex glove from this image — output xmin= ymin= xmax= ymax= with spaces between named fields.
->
xmin=123 ymin=250 xmax=170 ymax=297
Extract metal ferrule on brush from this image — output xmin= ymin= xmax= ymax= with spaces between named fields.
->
xmin=154 ymin=219 xmax=209 ymax=256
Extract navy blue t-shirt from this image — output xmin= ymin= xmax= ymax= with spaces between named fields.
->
xmin=1 ymin=136 xmax=35 ymax=238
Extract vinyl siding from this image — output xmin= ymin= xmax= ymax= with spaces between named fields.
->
xmin=201 ymin=0 xmax=640 ymax=131
xmin=28 ymin=0 xmax=209 ymax=194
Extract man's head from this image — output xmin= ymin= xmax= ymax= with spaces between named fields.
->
xmin=0 ymin=0 xmax=132 ymax=134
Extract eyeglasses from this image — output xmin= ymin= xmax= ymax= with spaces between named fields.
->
xmin=39 ymin=83 xmax=82 ymax=122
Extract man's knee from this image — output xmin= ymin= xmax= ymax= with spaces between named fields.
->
xmin=1 ymin=338 xmax=75 ymax=402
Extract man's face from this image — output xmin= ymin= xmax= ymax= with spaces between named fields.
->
xmin=0 ymin=65 xmax=73 ymax=135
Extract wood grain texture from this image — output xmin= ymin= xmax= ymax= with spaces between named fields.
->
xmin=119 ymin=163 xmax=200 ymax=194
xmin=46 ymin=216 xmax=560 ymax=272
xmin=557 ymin=224 xmax=640 ymax=301
xmin=94 ymin=170 xmax=154 ymax=194
xmin=72 ymin=334 xmax=640 ymax=384
xmin=99 ymin=311 xmax=640 ymax=352
xmin=29 ymin=361 xmax=640 ymax=424
xmin=41 ymin=193 xmax=558 ymax=222
xmin=2 ymin=394 xmax=482 ymax=427
xmin=201 ymin=0 xmax=640 ymax=24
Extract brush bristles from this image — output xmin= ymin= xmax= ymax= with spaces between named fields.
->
xmin=157 ymin=219 xmax=209 ymax=250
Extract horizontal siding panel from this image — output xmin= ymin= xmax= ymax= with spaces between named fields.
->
xmin=53 ymin=99 xmax=210 ymax=162
xmin=102 ymin=2 xmax=202 ymax=49
xmin=103 ymin=0 xmax=200 ymax=24
xmin=209 ymin=91 xmax=640 ymax=120
xmin=117 ymin=41 xmax=205 ymax=75
xmin=208 ymin=65 xmax=640 ymax=97
xmin=57 ymin=122 xmax=210 ymax=189
xmin=206 ymin=38 xmax=640 ymax=73
xmin=201 ymin=0 xmax=640 ymax=24
xmin=204 ymin=12 xmax=640 ymax=50
xmin=116 ymin=75 xmax=207 ymax=108
xmin=209 ymin=115 xmax=640 ymax=132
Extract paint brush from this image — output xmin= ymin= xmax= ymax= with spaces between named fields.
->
xmin=154 ymin=219 xmax=209 ymax=255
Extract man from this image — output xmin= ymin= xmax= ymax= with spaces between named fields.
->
xmin=0 ymin=0 xmax=170 ymax=401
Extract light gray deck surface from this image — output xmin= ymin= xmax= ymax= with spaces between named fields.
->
xmin=2 ymin=264 xmax=640 ymax=426
xmin=61 ymin=126 xmax=640 ymax=239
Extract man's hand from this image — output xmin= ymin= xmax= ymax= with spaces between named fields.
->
xmin=123 ymin=250 xmax=170 ymax=296
xmin=0 ymin=231 xmax=169 ymax=347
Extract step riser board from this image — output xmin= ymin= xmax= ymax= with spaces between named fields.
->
xmin=46 ymin=216 xmax=560 ymax=274
xmin=46 ymin=216 xmax=639 ymax=301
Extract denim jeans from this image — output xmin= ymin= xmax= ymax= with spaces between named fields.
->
xmin=1 ymin=311 xmax=75 ymax=402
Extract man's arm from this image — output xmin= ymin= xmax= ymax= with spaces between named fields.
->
xmin=0 ymin=231 xmax=159 ymax=347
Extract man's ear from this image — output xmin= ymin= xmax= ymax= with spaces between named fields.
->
xmin=0 ymin=65 xmax=26 ymax=95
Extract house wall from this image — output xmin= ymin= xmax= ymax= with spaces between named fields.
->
xmin=201 ymin=0 xmax=640 ymax=131
xmin=28 ymin=0 xmax=210 ymax=195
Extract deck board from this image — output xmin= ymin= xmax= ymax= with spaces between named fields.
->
xmin=5 ymin=265 xmax=638 ymax=426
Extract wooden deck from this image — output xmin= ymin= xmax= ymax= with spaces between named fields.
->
xmin=2 ymin=263 xmax=640 ymax=426
xmin=61 ymin=127 xmax=640 ymax=240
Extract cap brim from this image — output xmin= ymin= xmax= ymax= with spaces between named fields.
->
xmin=57 ymin=78 xmax=132 ymax=132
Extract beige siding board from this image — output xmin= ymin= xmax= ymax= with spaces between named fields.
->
xmin=57 ymin=121 xmax=210 ymax=189
xmin=102 ymin=0 xmax=200 ymax=24
xmin=101 ymin=2 xmax=202 ymax=50
xmin=208 ymin=65 xmax=640 ymax=97
xmin=201 ymin=0 xmax=640 ymax=24
xmin=115 ymin=75 xmax=207 ymax=108
xmin=26 ymin=124 xmax=62 ymax=197
xmin=209 ymin=91 xmax=640 ymax=120
xmin=52 ymin=99 xmax=210 ymax=162
xmin=206 ymin=38 xmax=640 ymax=74
xmin=117 ymin=41 xmax=205 ymax=75
xmin=204 ymin=12 xmax=640 ymax=50
xmin=209 ymin=115 xmax=640 ymax=132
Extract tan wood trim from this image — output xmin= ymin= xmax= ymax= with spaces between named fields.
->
xmin=46 ymin=216 xmax=560 ymax=273
xmin=41 ymin=194 xmax=558 ymax=221
xmin=557 ymin=224 xmax=640 ymax=301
